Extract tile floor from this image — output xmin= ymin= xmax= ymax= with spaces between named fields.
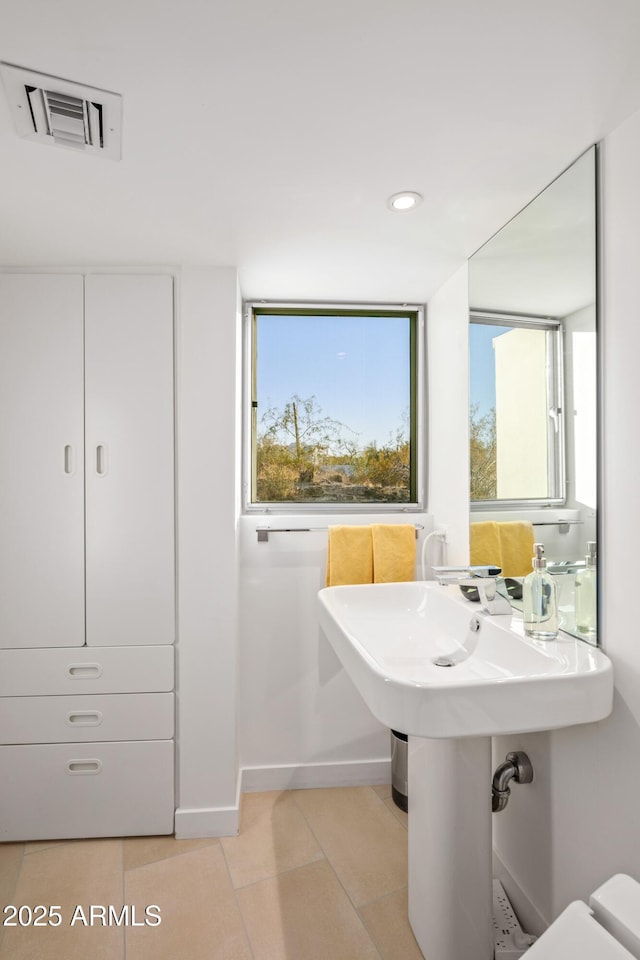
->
xmin=0 ymin=784 xmax=424 ymax=960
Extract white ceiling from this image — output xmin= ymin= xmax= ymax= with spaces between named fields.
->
xmin=1 ymin=0 xmax=640 ymax=304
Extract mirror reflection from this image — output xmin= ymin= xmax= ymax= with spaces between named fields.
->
xmin=468 ymin=147 xmax=597 ymax=643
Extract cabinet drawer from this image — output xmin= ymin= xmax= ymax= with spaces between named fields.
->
xmin=0 ymin=740 xmax=174 ymax=841
xmin=0 ymin=645 xmax=174 ymax=697
xmin=0 ymin=693 xmax=174 ymax=745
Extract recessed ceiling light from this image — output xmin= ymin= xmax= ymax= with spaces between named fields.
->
xmin=387 ymin=191 xmax=423 ymax=212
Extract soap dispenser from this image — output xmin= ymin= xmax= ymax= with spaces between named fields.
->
xmin=575 ymin=541 xmax=597 ymax=637
xmin=523 ymin=543 xmax=558 ymax=640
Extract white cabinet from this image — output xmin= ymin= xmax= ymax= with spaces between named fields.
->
xmin=0 ymin=273 xmax=176 ymax=840
xmin=0 ymin=643 xmax=175 ymax=840
xmin=0 ymin=275 xmax=85 ymax=648
xmin=85 ymin=276 xmax=175 ymax=647
xmin=0 ymin=274 xmax=175 ymax=649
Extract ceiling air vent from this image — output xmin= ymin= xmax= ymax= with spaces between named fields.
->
xmin=0 ymin=62 xmax=122 ymax=160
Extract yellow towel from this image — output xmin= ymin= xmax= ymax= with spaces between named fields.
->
xmin=470 ymin=521 xmax=503 ymax=570
xmin=371 ymin=524 xmax=416 ymax=583
xmin=470 ymin=520 xmax=535 ymax=577
xmin=325 ymin=526 xmax=373 ymax=586
xmin=497 ymin=521 xmax=535 ymax=577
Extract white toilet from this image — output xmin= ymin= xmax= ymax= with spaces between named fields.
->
xmin=524 ymin=874 xmax=640 ymax=958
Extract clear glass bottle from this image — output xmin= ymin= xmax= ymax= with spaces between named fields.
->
xmin=523 ymin=543 xmax=558 ymax=640
xmin=575 ymin=541 xmax=597 ymax=638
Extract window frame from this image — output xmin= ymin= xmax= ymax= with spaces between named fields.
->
xmin=469 ymin=310 xmax=566 ymax=509
xmin=242 ymin=301 xmax=426 ymax=514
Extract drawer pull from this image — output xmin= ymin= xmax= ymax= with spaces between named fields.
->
xmin=66 ymin=711 xmax=103 ymax=727
xmin=66 ymin=663 xmax=103 ymax=680
xmin=66 ymin=759 xmax=103 ymax=776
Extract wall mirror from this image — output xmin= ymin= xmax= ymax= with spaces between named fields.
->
xmin=468 ymin=146 xmax=598 ymax=644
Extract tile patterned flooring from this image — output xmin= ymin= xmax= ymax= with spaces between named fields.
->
xmin=0 ymin=784 xmax=424 ymax=959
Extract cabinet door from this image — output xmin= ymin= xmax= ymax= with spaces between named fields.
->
xmin=85 ymin=276 xmax=175 ymax=646
xmin=0 ymin=275 xmax=85 ymax=648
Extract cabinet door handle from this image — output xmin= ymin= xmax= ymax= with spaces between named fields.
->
xmin=96 ymin=444 xmax=108 ymax=476
xmin=64 ymin=445 xmax=74 ymax=475
xmin=66 ymin=759 xmax=103 ymax=775
xmin=66 ymin=711 xmax=103 ymax=727
xmin=66 ymin=663 xmax=103 ymax=680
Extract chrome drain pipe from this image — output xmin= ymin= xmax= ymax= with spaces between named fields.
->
xmin=492 ymin=751 xmax=534 ymax=812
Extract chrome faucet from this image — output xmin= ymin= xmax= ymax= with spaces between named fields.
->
xmin=432 ymin=566 xmax=512 ymax=616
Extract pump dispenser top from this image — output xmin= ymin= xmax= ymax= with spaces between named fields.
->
xmin=532 ymin=543 xmax=547 ymax=570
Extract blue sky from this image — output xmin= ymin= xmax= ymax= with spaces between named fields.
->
xmin=256 ymin=313 xmax=410 ymax=448
xmin=469 ymin=323 xmax=510 ymax=416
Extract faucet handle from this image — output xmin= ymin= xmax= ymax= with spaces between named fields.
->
xmin=430 ymin=565 xmax=511 ymax=615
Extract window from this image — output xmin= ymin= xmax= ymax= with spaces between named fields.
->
xmin=245 ymin=304 xmax=423 ymax=509
xmin=469 ymin=312 xmax=564 ymax=505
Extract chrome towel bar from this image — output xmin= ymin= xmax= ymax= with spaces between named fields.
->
xmin=256 ymin=523 xmax=425 ymax=543
xmin=531 ymin=519 xmax=583 ymax=533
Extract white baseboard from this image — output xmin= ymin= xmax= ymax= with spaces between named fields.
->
xmin=241 ymin=758 xmax=391 ymax=793
xmin=174 ymin=770 xmax=242 ymax=838
xmin=492 ymin=850 xmax=550 ymax=938
xmin=174 ymin=760 xmax=391 ymax=837
xmin=174 ymin=804 xmax=239 ymax=838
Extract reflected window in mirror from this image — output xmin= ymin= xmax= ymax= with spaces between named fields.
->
xmin=469 ymin=312 xmax=564 ymax=505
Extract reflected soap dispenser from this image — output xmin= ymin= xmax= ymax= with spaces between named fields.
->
xmin=523 ymin=543 xmax=558 ymax=640
xmin=575 ymin=541 xmax=597 ymax=638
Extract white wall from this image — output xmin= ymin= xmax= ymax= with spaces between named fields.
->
xmin=235 ymin=305 xmax=440 ymax=791
xmin=238 ymin=513 xmax=432 ymax=791
xmin=175 ymin=266 xmax=241 ymax=837
xmin=493 ymin=109 xmax=640 ymax=930
xmin=427 ymin=263 xmax=471 ymax=565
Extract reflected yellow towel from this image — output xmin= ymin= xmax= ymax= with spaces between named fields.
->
xmin=470 ymin=521 xmax=503 ymax=570
xmin=497 ymin=521 xmax=535 ymax=577
xmin=470 ymin=520 xmax=535 ymax=577
xmin=326 ymin=526 xmax=373 ymax=586
xmin=371 ymin=524 xmax=416 ymax=583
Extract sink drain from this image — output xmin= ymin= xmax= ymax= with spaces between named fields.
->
xmin=432 ymin=656 xmax=456 ymax=667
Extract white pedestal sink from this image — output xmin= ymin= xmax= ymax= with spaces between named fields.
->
xmin=317 ymin=582 xmax=613 ymax=960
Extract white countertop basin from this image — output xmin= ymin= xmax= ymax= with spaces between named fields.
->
xmin=317 ymin=581 xmax=613 ymax=738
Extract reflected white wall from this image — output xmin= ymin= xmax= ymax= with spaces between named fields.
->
xmin=494 ymin=328 xmax=548 ymax=499
xmin=564 ymin=304 xmax=597 ymax=518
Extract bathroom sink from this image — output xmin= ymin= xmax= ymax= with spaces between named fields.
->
xmin=317 ymin=581 xmax=613 ymax=738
